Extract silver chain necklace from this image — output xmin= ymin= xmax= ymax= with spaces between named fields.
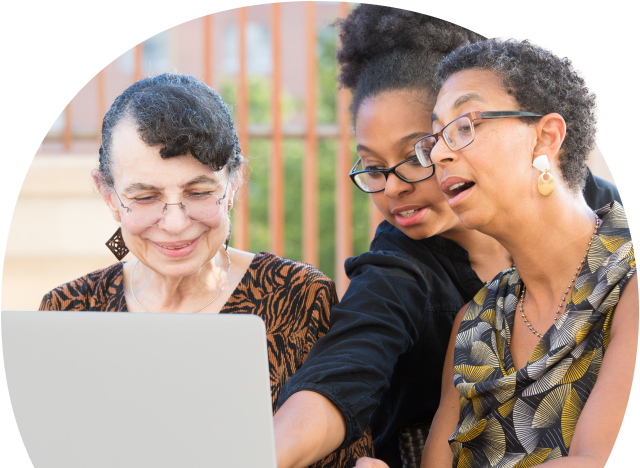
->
xmin=519 ymin=213 xmax=600 ymax=337
xmin=130 ymin=249 xmax=232 ymax=313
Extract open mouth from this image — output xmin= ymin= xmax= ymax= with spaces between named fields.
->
xmin=398 ymin=209 xmax=420 ymax=218
xmin=392 ymin=206 xmax=430 ymax=227
xmin=445 ymin=181 xmax=475 ymax=197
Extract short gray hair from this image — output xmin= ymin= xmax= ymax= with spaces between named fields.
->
xmin=97 ymin=73 xmax=245 ymax=189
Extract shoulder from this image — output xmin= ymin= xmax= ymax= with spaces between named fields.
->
xmin=583 ymin=167 xmax=622 ymax=210
xmin=463 ymin=267 xmax=518 ymax=321
xmin=249 ymin=252 xmax=337 ymax=295
xmin=347 ymin=222 xmax=429 ymax=279
xmin=39 ymin=263 xmax=124 ymax=311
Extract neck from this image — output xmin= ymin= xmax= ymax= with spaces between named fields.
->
xmin=132 ymin=248 xmax=229 ymax=312
xmin=479 ymin=191 xmax=596 ymax=310
xmin=439 ymin=225 xmax=512 ymax=283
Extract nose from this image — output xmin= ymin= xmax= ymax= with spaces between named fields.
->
xmin=158 ymin=203 xmax=191 ymax=233
xmin=384 ymin=173 xmax=414 ymax=199
xmin=430 ymin=139 xmax=458 ymax=169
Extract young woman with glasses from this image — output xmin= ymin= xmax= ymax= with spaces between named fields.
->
xmin=273 ymin=6 xmax=626 ymax=468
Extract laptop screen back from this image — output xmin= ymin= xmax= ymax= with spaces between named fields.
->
xmin=2 ymin=310 xmax=276 ymax=468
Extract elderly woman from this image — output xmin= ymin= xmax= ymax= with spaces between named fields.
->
xmin=416 ymin=40 xmax=638 ymax=467
xmin=39 ymin=73 xmax=372 ymax=467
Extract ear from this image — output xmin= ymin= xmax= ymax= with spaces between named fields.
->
xmin=227 ymin=171 xmax=245 ymax=212
xmin=92 ymin=169 xmax=122 ymax=223
xmin=532 ymin=113 xmax=566 ymax=168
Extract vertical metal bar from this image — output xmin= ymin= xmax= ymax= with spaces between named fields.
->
xmin=303 ymin=2 xmax=318 ymax=267
xmin=97 ymin=69 xmax=106 ymax=144
xmin=335 ymin=1 xmax=352 ymax=297
xmin=203 ymin=15 xmax=213 ymax=87
xmin=134 ymin=43 xmax=143 ymax=81
xmin=63 ymin=103 xmax=72 ymax=151
xmin=369 ymin=199 xmax=384 ymax=242
xmin=234 ymin=7 xmax=250 ymax=251
xmin=270 ymin=2 xmax=284 ymax=257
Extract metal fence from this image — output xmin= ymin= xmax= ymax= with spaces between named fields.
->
xmin=47 ymin=2 xmax=384 ymax=297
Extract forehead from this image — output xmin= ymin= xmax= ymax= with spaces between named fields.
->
xmin=356 ymin=91 xmax=433 ymax=141
xmin=433 ymin=69 xmax=518 ymax=122
xmin=110 ymin=118 xmax=220 ymax=186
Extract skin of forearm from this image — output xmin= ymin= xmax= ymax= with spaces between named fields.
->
xmin=420 ymin=407 xmax=455 ymax=468
xmin=274 ymin=390 xmax=347 ymax=468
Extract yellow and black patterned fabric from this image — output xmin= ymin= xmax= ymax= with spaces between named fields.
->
xmin=448 ymin=202 xmax=635 ymax=467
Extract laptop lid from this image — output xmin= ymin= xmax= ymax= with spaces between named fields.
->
xmin=2 ymin=310 xmax=277 ymax=468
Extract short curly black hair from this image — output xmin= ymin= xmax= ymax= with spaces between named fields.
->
xmin=98 ymin=73 xmax=244 ymax=188
xmin=335 ymin=5 xmax=485 ymax=121
xmin=437 ymin=39 xmax=597 ymax=191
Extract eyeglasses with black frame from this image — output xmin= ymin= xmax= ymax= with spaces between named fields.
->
xmin=414 ymin=111 xmax=543 ymax=167
xmin=112 ymin=178 xmax=230 ymax=227
xmin=349 ymin=156 xmax=436 ymax=194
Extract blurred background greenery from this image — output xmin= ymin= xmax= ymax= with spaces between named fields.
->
xmin=221 ymin=27 xmax=370 ymax=278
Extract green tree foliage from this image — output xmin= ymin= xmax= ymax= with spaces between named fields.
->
xmin=222 ymin=26 xmax=371 ymax=280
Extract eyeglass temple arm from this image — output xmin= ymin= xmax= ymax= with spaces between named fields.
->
xmin=216 ymin=177 xmax=232 ymax=205
xmin=111 ymin=187 xmax=132 ymax=212
xmin=350 ymin=159 xmax=361 ymax=174
xmin=477 ymin=111 xmax=543 ymax=119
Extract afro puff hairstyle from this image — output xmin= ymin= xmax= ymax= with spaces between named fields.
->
xmin=335 ymin=4 xmax=485 ymax=121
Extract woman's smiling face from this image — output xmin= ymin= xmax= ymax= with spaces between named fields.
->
xmin=103 ymin=118 xmax=231 ymax=279
xmin=355 ymin=90 xmax=463 ymax=240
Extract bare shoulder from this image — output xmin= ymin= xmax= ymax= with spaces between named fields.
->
xmin=610 ymin=272 xmax=638 ymax=339
xmin=228 ymin=247 xmax=256 ymax=271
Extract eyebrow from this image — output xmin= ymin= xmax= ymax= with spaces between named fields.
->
xmin=123 ymin=175 xmax=221 ymax=194
xmin=356 ymin=143 xmax=377 ymax=155
xmin=432 ymin=92 xmax=487 ymax=123
xmin=393 ymin=132 xmax=431 ymax=150
xmin=356 ymin=132 xmax=431 ymax=155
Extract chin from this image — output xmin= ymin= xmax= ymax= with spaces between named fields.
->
xmin=392 ymin=220 xmax=438 ymax=241
xmin=453 ymin=209 xmax=488 ymax=232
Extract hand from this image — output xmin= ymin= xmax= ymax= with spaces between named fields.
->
xmin=354 ymin=457 xmax=390 ymax=468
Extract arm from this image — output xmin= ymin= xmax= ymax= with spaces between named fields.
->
xmin=537 ymin=273 xmax=638 ymax=468
xmin=275 ymin=251 xmax=429 ymax=468
xmin=420 ymin=303 xmax=469 ymax=468
xmin=274 ymin=391 xmax=347 ymax=468
xmin=274 ymin=273 xmax=345 ymax=468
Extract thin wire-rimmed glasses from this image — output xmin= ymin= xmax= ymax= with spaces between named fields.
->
xmin=349 ymin=156 xmax=436 ymax=193
xmin=414 ymin=111 xmax=543 ymax=167
xmin=112 ymin=179 xmax=229 ymax=227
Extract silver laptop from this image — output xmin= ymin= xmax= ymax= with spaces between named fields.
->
xmin=2 ymin=310 xmax=277 ymax=468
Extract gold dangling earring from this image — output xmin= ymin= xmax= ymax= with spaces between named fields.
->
xmin=533 ymin=155 xmax=555 ymax=196
xmin=538 ymin=170 xmax=555 ymax=196
xmin=106 ymin=227 xmax=130 ymax=260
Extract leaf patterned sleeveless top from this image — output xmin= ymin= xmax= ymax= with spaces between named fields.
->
xmin=449 ymin=202 xmax=635 ymax=467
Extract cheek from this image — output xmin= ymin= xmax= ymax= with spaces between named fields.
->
xmin=369 ymin=192 xmax=387 ymax=212
xmin=202 ymin=211 xmax=230 ymax=234
xmin=435 ymin=165 xmax=444 ymax=183
xmin=121 ymin=221 xmax=149 ymax=237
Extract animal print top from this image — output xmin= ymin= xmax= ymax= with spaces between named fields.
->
xmin=40 ymin=251 xmax=374 ymax=467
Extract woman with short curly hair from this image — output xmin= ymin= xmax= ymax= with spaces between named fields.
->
xmin=273 ymin=6 xmax=627 ymax=468
xmin=416 ymin=38 xmax=637 ymax=468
